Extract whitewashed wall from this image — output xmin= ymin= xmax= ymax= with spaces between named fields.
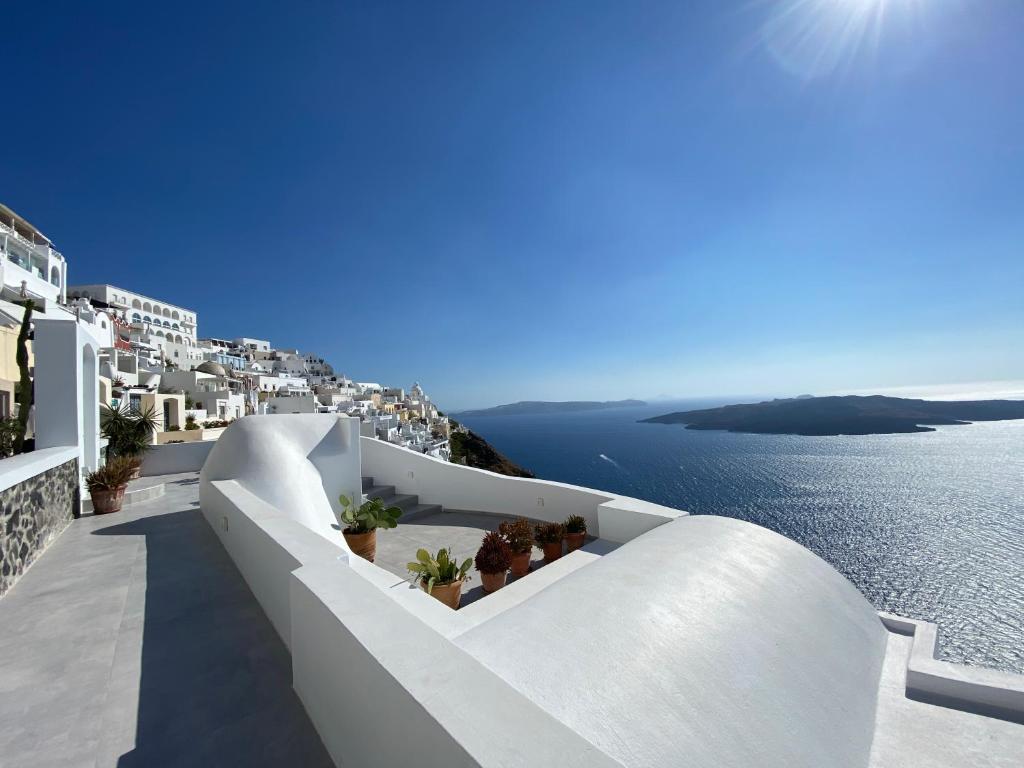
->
xmin=360 ymin=437 xmax=684 ymax=542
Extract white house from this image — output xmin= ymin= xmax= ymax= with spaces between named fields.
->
xmin=233 ymin=337 xmax=271 ymax=353
xmin=0 ymin=204 xmax=68 ymax=308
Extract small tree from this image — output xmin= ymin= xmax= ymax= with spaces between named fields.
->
xmin=13 ymin=300 xmax=34 ymax=455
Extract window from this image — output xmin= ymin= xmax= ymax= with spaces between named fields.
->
xmin=0 ymin=391 xmax=9 ymax=419
xmin=132 ymin=313 xmax=142 ymax=323
xmin=50 ymin=266 xmax=60 ymax=286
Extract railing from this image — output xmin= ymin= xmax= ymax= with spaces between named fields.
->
xmin=0 ymin=221 xmax=65 ymax=261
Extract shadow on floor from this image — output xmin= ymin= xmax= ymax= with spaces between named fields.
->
xmin=92 ymin=510 xmax=332 ymax=767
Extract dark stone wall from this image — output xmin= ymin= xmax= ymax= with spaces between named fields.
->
xmin=0 ymin=458 xmax=79 ymax=595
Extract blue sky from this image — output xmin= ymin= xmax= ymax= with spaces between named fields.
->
xmin=4 ymin=1 xmax=1022 ymax=409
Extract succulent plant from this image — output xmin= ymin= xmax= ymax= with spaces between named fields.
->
xmin=407 ymin=547 xmax=472 ymax=594
xmin=564 ymin=514 xmax=587 ymax=534
xmin=475 ymin=531 xmax=512 ymax=575
xmin=339 ymin=494 xmax=402 ymax=534
xmin=85 ymin=456 xmax=135 ymax=493
xmin=533 ymin=521 xmax=565 ymax=545
xmin=498 ymin=517 xmax=534 ymax=553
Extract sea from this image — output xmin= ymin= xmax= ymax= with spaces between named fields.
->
xmin=457 ymin=401 xmax=1024 ymax=674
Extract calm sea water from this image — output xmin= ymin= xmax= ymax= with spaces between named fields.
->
xmin=457 ymin=402 xmax=1024 ymax=674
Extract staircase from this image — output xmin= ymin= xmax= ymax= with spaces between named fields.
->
xmin=361 ymin=476 xmax=442 ymax=522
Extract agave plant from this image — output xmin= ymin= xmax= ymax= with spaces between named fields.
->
xmin=338 ymin=494 xmax=402 ymax=534
xmin=407 ymin=547 xmax=472 ymax=594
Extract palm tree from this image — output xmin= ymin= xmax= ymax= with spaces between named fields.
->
xmin=100 ymin=403 xmax=160 ymax=458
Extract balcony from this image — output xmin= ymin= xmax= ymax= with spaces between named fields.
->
xmin=0 ymin=254 xmax=60 ymax=303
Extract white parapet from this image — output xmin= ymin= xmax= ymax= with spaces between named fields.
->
xmin=360 ymin=436 xmax=685 ymax=541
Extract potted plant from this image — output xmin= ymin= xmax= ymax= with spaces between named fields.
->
xmin=100 ymin=403 xmax=158 ymax=478
xmin=338 ymin=494 xmax=402 ymax=562
xmin=86 ymin=457 xmax=135 ymax=515
xmin=407 ymin=547 xmax=473 ymax=609
xmin=564 ymin=514 xmax=588 ymax=552
xmin=534 ymin=522 xmax=565 ymax=563
xmin=474 ymin=531 xmax=512 ymax=594
xmin=498 ymin=517 xmax=534 ymax=577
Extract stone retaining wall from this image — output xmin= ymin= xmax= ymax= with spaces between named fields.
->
xmin=0 ymin=457 xmax=79 ymax=595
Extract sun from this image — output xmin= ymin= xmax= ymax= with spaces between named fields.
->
xmin=759 ymin=0 xmax=926 ymax=79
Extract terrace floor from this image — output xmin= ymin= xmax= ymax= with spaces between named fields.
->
xmin=0 ymin=472 xmax=333 ymax=768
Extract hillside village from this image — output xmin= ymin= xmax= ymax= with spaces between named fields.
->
xmin=0 ymin=203 xmax=452 ymax=461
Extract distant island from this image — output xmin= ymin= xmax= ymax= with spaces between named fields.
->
xmin=640 ymin=395 xmax=1024 ymax=436
xmin=455 ymin=399 xmax=646 ymax=418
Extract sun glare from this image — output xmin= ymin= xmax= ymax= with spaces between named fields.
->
xmin=759 ymin=0 xmax=926 ymax=79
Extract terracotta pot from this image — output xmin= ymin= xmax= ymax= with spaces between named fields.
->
xmin=480 ymin=570 xmax=507 ymax=594
xmin=343 ymin=529 xmax=377 ymax=562
xmin=542 ymin=540 xmax=563 ymax=563
xmin=565 ymin=531 xmax=586 ymax=552
xmin=91 ymin=486 xmax=127 ymax=515
xmin=510 ymin=550 xmax=531 ymax=577
xmin=424 ymin=579 xmax=464 ymax=609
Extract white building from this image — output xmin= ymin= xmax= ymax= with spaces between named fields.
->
xmin=0 ymin=203 xmax=68 ymax=307
xmin=67 ymin=283 xmax=198 ymax=348
xmin=233 ymin=337 xmax=271 ymax=353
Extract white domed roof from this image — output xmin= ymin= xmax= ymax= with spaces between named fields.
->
xmin=196 ymin=361 xmax=228 ymax=377
xmin=454 ymin=515 xmax=888 ymax=768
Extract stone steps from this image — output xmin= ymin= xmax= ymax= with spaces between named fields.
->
xmin=360 ymin=477 xmax=442 ymax=522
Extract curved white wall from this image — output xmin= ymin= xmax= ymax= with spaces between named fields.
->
xmin=361 ymin=437 xmax=684 ymax=541
xmin=202 ymin=415 xmax=362 ymax=541
xmin=455 ymin=515 xmax=889 ymax=768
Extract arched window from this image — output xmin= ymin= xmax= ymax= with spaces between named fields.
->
xmin=132 ymin=299 xmax=141 ymax=309
xmin=50 ymin=266 xmax=60 ymax=286
xmin=162 ymin=308 xmax=170 ymax=318
xmin=155 ymin=330 xmax=164 ymax=337
xmin=172 ymin=310 xmax=179 ymax=320
xmin=132 ymin=312 xmax=142 ymax=323
xmin=175 ymin=334 xmax=183 ymax=343
xmin=143 ymin=315 xmax=151 ymax=324
xmin=143 ymin=302 xmax=152 ymax=312
xmin=153 ymin=304 xmax=162 ymax=315
xmin=172 ymin=323 xmax=179 ymax=330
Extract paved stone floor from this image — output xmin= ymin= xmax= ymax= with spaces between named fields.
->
xmin=0 ymin=472 xmax=332 ymax=768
